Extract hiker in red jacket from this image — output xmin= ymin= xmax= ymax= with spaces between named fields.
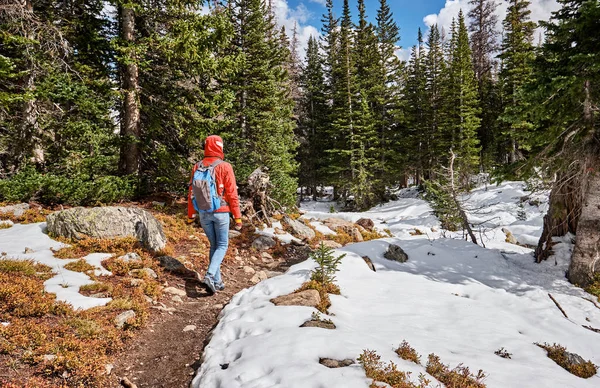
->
xmin=187 ymin=135 xmax=242 ymax=293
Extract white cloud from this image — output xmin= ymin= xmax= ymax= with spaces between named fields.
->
xmin=396 ymin=47 xmax=412 ymax=62
xmin=272 ymin=0 xmax=321 ymax=59
xmin=423 ymin=0 xmax=561 ymax=43
xmin=308 ymin=0 xmax=327 ymax=5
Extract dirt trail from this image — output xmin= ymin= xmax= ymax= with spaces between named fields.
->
xmin=109 ymin=246 xmax=310 ymax=388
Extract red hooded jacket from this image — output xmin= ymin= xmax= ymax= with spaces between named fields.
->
xmin=187 ymin=135 xmax=242 ymax=220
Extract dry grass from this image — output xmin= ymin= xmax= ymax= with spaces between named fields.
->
xmin=359 ymin=350 xmax=431 ymax=388
xmin=330 ymin=230 xmax=355 ymax=246
xmin=361 ymin=229 xmax=384 ymax=241
xmin=0 ymin=259 xmax=53 ymax=280
xmin=0 ymin=208 xmax=50 ymax=224
xmin=0 ymin=222 xmax=12 ymax=229
xmin=53 ymin=237 xmax=144 ymax=260
xmin=395 ymin=340 xmax=421 ymax=365
xmin=295 ymin=280 xmax=340 ymax=313
xmin=425 ymin=354 xmax=487 ymax=388
xmin=536 ymin=343 xmax=597 ymax=378
xmin=79 ymin=282 xmax=113 ymax=296
xmin=63 ymin=259 xmax=95 ymax=273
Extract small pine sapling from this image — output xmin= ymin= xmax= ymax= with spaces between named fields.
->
xmin=310 ymin=242 xmax=346 ymax=285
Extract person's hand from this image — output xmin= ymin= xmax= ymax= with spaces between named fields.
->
xmin=234 ymin=219 xmax=242 ymax=231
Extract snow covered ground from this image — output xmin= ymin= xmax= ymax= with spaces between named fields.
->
xmin=0 ymin=223 xmax=113 ymax=310
xmin=193 ymin=181 xmax=600 ymax=388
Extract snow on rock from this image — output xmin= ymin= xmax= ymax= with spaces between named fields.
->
xmin=193 ymin=181 xmax=600 ymax=388
xmin=0 ymin=223 xmax=113 ymax=310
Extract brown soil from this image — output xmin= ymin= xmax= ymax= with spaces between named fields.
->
xmin=107 ymin=244 xmax=310 ymax=388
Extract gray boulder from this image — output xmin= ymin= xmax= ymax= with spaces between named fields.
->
xmin=282 ymin=216 xmax=315 ymax=241
xmin=46 ymin=206 xmax=167 ymax=252
xmin=252 ymin=235 xmax=276 ymax=251
xmin=319 ymin=358 xmax=355 ymax=368
xmin=384 ymin=244 xmax=409 ymax=263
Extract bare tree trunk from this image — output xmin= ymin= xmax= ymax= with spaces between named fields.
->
xmin=449 ymin=149 xmax=478 ymax=245
xmin=568 ymin=158 xmax=600 ymax=287
xmin=534 ymin=170 xmax=583 ymax=262
xmin=119 ymin=4 xmax=141 ymax=175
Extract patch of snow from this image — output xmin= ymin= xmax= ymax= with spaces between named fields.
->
xmin=309 ymin=221 xmax=336 ymax=236
xmin=0 ymin=223 xmax=113 ymax=310
xmin=194 ymin=181 xmax=600 ymax=388
xmin=1 ymin=322 xmax=9 ymax=327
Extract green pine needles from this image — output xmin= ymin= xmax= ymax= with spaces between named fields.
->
xmin=310 ymin=243 xmax=346 ymax=285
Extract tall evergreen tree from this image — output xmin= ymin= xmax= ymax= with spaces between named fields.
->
xmin=498 ymin=0 xmax=536 ymax=164
xmin=227 ymin=0 xmax=298 ymax=206
xmin=374 ymin=0 xmax=405 ymax=190
xmin=297 ymin=36 xmax=328 ymax=200
xmin=328 ymin=0 xmax=355 ymax=198
xmin=468 ymin=0 xmax=502 ymax=168
xmin=523 ymin=0 xmax=599 ymax=287
xmin=446 ymin=11 xmax=481 ymax=181
xmin=405 ymin=29 xmax=428 ymax=182
xmin=424 ymin=24 xmax=448 ymax=176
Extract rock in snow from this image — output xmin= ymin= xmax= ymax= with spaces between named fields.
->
xmin=384 ymin=243 xmax=409 ymax=263
xmin=282 ymin=216 xmax=316 ymax=241
xmin=46 ymin=206 xmax=167 ymax=252
xmin=270 ymin=289 xmax=320 ymax=307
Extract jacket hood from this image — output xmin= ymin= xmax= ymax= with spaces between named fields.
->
xmin=204 ymin=135 xmax=224 ymax=159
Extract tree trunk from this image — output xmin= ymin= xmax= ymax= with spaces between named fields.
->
xmin=534 ymin=170 xmax=583 ymax=262
xmin=568 ymin=160 xmax=600 ymax=287
xmin=119 ymin=4 xmax=141 ymax=175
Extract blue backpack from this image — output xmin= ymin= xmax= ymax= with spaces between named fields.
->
xmin=191 ymin=160 xmax=224 ymax=213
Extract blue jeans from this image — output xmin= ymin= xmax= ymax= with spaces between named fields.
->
xmin=199 ymin=212 xmax=230 ymax=283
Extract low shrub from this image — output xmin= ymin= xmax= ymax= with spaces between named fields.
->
xmin=536 ymin=343 xmax=597 ymax=378
xmin=79 ymin=282 xmax=113 ymax=296
xmin=0 ymin=208 xmax=49 ymax=224
xmin=358 ymin=349 xmax=431 ymax=388
xmin=63 ymin=259 xmax=95 ymax=273
xmin=425 ymin=354 xmax=486 ymax=388
xmin=0 ymin=259 xmax=53 ymax=279
xmin=53 ymin=237 xmax=143 ymax=260
xmin=395 ymin=340 xmax=421 ymax=365
xmin=0 ymin=168 xmax=136 ymax=206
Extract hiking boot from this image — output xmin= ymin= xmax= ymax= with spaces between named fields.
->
xmin=215 ymin=280 xmax=225 ymax=291
xmin=202 ymin=275 xmax=217 ymax=294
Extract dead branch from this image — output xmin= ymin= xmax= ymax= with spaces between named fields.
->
xmin=581 ymin=296 xmax=600 ymax=310
xmin=548 ymin=293 xmax=569 ymax=318
xmin=582 ymin=325 xmax=600 ymax=334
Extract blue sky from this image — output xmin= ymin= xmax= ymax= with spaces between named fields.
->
xmin=286 ymin=0 xmax=447 ymax=48
xmin=272 ymin=0 xmax=560 ymax=60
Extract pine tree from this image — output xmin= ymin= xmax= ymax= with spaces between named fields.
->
xmin=328 ymin=0 xmax=355 ymax=198
xmin=498 ymin=0 xmax=536 ymax=164
xmin=423 ymin=24 xmax=449 ymax=178
xmin=227 ymin=0 xmax=298 ymax=206
xmin=297 ymin=36 xmax=329 ymax=200
xmin=374 ymin=0 xmax=405 ymax=191
xmin=351 ymin=0 xmax=380 ymax=207
xmin=446 ymin=11 xmax=481 ymax=182
xmin=524 ymin=0 xmax=599 ymax=287
xmin=405 ymin=29 xmax=428 ymax=182
xmin=468 ymin=0 xmax=502 ymax=168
